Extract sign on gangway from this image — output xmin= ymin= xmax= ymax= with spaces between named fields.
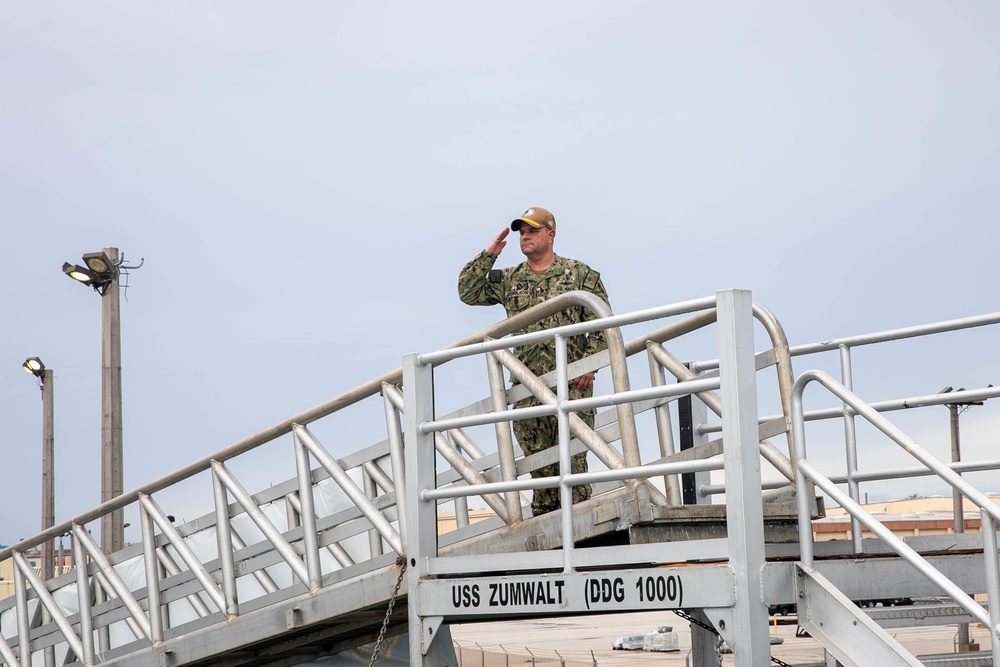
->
xmin=417 ymin=565 xmax=735 ymax=617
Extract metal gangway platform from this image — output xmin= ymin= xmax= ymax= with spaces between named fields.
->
xmin=3 ymin=289 xmax=1000 ymax=667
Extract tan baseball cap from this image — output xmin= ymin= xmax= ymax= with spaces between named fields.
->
xmin=511 ymin=206 xmax=556 ymax=231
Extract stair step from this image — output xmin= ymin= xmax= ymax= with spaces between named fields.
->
xmin=866 ymin=601 xmax=989 ymax=628
xmin=781 ymin=645 xmax=994 ymax=665
xmin=918 ymin=650 xmax=992 ymax=666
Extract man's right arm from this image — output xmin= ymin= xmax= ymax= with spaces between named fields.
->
xmin=458 ymin=250 xmax=502 ymax=306
xmin=458 ymin=228 xmax=509 ymax=306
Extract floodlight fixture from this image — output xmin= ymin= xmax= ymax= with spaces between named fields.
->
xmin=83 ymin=251 xmax=114 ymax=275
xmin=23 ymin=357 xmax=55 ymax=580
xmin=23 ymin=357 xmax=46 ymax=379
xmin=63 ymin=262 xmax=98 ymax=284
xmin=62 ymin=246 xmax=134 ymax=553
xmin=63 ymin=257 xmax=113 ymax=294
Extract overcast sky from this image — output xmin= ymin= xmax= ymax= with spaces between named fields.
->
xmin=2 ymin=2 xmax=999 ymax=545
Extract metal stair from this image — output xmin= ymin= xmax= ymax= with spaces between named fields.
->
xmin=919 ymin=651 xmax=994 ymax=666
xmin=796 ymin=566 xmax=923 ymax=666
xmin=1 ymin=290 xmax=998 ymax=667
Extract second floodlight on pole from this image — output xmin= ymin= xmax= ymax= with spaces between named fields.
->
xmin=83 ymin=251 xmax=114 ymax=275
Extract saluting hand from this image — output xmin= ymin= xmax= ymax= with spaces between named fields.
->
xmin=486 ymin=228 xmax=509 ymax=256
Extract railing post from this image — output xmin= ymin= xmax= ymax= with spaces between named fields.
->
xmin=211 ymin=469 xmax=241 ymax=614
xmin=382 ymin=385 xmax=408 ymax=544
xmin=647 ymin=343 xmax=681 ymax=504
xmin=838 ymin=344 xmax=863 ymax=552
xmin=455 ymin=494 xmax=470 ymax=528
xmin=291 ymin=426 xmax=403 ymax=556
xmin=139 ymin=502 xmax=165 ymax=643
xmin=555 ymin=334 xmax=575 ymax=572
xmin=363 ymin=470 xmax=385 ymax=559
xmin=404 ymin=352 xmax=442 ymax=667
xmin=981 ymin=510 xmax=1000 ymax=666
xmin=487 ymin=349 xmax=523 ymax=524
xmin=716 ymin=289 xmax=770 ymax=665
xmin=72 ymin=528 xmax=95 ymax=666
xmin=14 ymin=554 xmax=30 ymax=665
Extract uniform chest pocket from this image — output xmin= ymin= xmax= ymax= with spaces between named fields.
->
xmin=507 ymin=291 xmax=533 ymax=314
xmin=554 ymin=278 xmax=575 ymax=293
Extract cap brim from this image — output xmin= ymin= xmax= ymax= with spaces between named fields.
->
xmin=511 ymin=218 xmax=543 ymax=231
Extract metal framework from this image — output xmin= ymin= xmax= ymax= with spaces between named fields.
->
xmin=2 ymin=289 xmax=999 ymax=667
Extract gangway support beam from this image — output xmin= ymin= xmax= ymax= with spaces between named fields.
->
xmin=715 ymin=289 xmax=770 ymax=665
xmin=403 ymin=352 xmax=444 ymax=667
xmin=795 ymin=565 xmax=922 ymax=667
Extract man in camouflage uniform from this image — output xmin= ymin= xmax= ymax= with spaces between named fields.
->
xmin=458 ymin=206 xmax=610 ymax=516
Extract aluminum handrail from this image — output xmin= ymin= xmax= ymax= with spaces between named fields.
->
xmin=797 ymin=467 xmax=999 ymax=646
xmin=1 ymin=292 xmax=677 ymax=664
xmin=691 ymin=311 xmax=1000 ymax=373
xmin=5 ymin=290 xmax=780 ymax=667
xmin=792 ymin=371 xmax=1000 ymax=529
xmin=419 ymin=376 xmax=722 ymax=508
xmin=624 ymin=303 xmax=798 ymax=483
xmin=421 ymin=457 xmax=723 ymax=502
xmin=700 ymin=457 xmax=1000 ymax=496
xmin=0 ymin=290 xmax=650 ymax=561
xmin=424 ymin=296 xmax=800 ymax=488
xmin=791 ymin=370 xmax=1000 ymax=663
xmin=726 ymin=385 xmax=1000 ymax=434
xmin=695 ymin=311 xmax=1000 ymax=550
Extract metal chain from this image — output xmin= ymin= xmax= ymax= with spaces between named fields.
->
xmin=368 ymin=557 xmax=407 ymax=667
xmin=673 ymin=609 xmax=794 ymax=667
xmin=673 ymin=610 xmax=724 ymax=667
xmin=673 ymin=609 xmax=715 ymax=634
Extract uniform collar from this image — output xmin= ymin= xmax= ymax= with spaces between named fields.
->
xmin=521 ymin=254 xmax=565 ymax=278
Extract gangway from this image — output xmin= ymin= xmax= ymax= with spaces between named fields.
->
xmin=2 ymin=289 xmax=999 ymax=667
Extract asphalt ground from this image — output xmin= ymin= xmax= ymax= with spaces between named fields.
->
xmin=450 ymin=608 xmax=995 ymax=666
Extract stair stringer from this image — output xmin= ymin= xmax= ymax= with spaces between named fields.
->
xmin=795 ymin=564 xmax=922 ymax=667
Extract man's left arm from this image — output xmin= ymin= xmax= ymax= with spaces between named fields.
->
xmin=573 ymin=268 xmax=609 ymax=391
xmin=582 ymin=269 xmax=610 ymax=357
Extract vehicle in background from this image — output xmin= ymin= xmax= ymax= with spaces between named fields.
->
xmin=767 ymin=603 xmax=797 ymax=616
xmin=855 ymin=598 xmax=914 ymax=608
xmin=767 ymin=598 xmax=913 ymax=617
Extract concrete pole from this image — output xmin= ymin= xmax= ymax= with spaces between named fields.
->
xmin=101 ymin=247 xmax=125 ymax=554
xmin=41 ymin=368 xmax=55 ymax=581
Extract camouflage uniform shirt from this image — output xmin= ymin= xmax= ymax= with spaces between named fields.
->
xmin=457 ymin=250 xmax=610 ymax=377
xmin=458 ymin=250 xmax=610 ymax=515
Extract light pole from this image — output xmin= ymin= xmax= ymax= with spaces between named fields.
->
xmin=938 ymin=387 xmax=987 ymax=534
xmin=939 ymin=385 xmax=988 ymax=653
xmin=63 ymin=247 xmax=142 ymax=554
xmin=23 ymin=357 xmax=55 ymax=581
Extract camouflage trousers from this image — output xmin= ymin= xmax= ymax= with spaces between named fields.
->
xmin=513 ymin=388 xmax=595 ymax=517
